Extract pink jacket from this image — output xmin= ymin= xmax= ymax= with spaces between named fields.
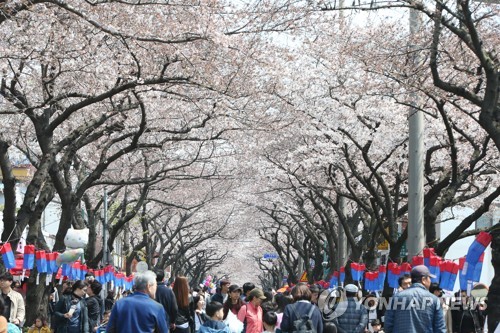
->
xmin=237 ymin=302 xmax=263 ymax=333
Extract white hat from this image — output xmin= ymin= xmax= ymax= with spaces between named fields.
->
xmin=345 ymin=284 xmax=359 ymax=293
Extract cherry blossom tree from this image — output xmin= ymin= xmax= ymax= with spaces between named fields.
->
xmin=1 ymin=0 xmax=498 ymax=326
xmin=0 ymin=0 xmax=269 ymax=322
xmin=235 ymin=1 xmax=498 ymax=299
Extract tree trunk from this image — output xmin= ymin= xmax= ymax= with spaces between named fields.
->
xmin=0 ymin=139 xmax=17 ymax=243
xmin=487 ymin=227 xmax=500 ymax=331
xmin=126 ymin=252 xmax=135 ymax=276
xmin=53 ymin=198 xmax=75 ymax=251
xmin=84 ymin=194 xmax=99 ymax=266
xmin=86 ymin=216 xmax=97 ymax=266
xmin=312 ymin=254 xmax=324 ymax=282
xmin=363 ymin=245 xmax=378 ymax=269
xmin=25 ymin=268 xmax=53 ymax=326
xmin=424 ymin=196 xmax=439 ymax=247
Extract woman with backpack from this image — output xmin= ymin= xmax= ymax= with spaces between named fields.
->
xmin=237 ymin=288 xmax=266 ymax=333
xmin=173 ymin=276 xmax=195 ymax=333
xmin=280 ymin=283 xmax=323 ymax=333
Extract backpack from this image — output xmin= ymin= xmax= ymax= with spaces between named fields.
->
xmin=290 ymin=304 xmax=317 ymax=333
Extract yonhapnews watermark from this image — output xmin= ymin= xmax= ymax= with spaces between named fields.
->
xmin=317 ymin=288 xmax=487 ymax=320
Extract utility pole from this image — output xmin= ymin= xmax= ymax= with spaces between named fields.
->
xmin=103 ymin=188 xmax=109 ymax=265
xmin=407 ymin=8 xmax=425 ymax=259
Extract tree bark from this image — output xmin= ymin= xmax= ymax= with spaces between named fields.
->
xmin=53 ymin=197 xmax=75 ymax=251
xmin=25 ymin=268 xmax=53 ymax=326
xmin=84 ymin=195 xmax=97 ymax=265
xmin=0 ymin=139 xmax=17 ymax=243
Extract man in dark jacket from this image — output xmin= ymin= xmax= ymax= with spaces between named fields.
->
xmin=154 ymin=268 xmax=178 ymax=329
xmin=451 ymin=290 xmax=485 ymax=333
xmin=87 ymin=281 xmax=104 ymax=332
xmin=332 ymin=284 xmax=368 ymax=333
xmin=211 ymin=280 xmax=230 ymax=304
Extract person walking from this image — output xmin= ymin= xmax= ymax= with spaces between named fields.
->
xmin=223 ymin=285 xmax=243 ymax=320
xmin=451 ymin=290 xmax=485 ymax=333
xmin=194 ymin=295 xmax=208 ymax=333
xmin=238 ymin=288 xmax=266 ymax=333
xmin=104 ymin=291 xmax=115 ymax=312
xmin=263 ymin=312 xmax=278 ymax=333
xmin=429 ymin=284 xmax=453 ymax=333
xmin=199 ymin=302 xmax=231 ymax=333
xmin=280 ymin=283 xmax=323 ymax=333
xmin=106 ymin=270 xmax=168 ymax=333
xmin=275 ymin=293 xmax=292 ymax=330
xmin=309 ymin=285 xmax=321 ymax=306
xmin=53 ymin=280 xmax=89 ymax=333
xmin=384 ymin=265 xmax=446 ymax=333
xmin=0 ymin=272 xmax=25 ymax=327
xmin=397 ymin=274 xmax=412 ymax=293
xmin=241 ymin=283 xmax=255 ymax=304
xmin=212 ymin=280 xmax=231 ymax=305
xmin=332 ymin=284 xmax=367 ymax=333
xmin=173 ymin=276 xmax=195 ymax=333
xmin=154 ymin=268 xmax=178 ymax=330
xmin=86 ymin=281 xmax=103 ymax=333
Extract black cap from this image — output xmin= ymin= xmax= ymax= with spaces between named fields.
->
xmin=229 ymin=285 xmax=242 ymax=293
xmin=411 ymin=265 xmax=436 ymax=280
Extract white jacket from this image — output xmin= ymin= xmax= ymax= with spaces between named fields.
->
xmin=5 ymin=289 xmax=25 ymax=325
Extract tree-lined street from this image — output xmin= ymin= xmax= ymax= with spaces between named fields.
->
xmin=0 ymin=0 xmax=498 ymax=331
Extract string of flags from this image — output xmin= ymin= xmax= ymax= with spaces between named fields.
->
xmin=1 ymin=244 xmax=135 ymax=291
xmin=328 ymin=231 xmax=492 ymax=295
xmin=0 ymin=228 xmax=133 ymax=290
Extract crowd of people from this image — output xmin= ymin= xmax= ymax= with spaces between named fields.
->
xmin=101 ymin=265 xmax=494 ymax=333
xmin=0 ymin=265 xmax=495 ymax=333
